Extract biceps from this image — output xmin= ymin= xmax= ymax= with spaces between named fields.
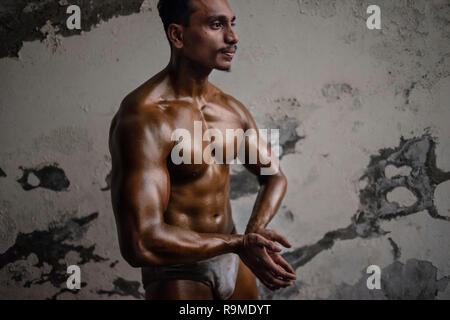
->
xmin=116 ymin=167 xmax=170 ymax=233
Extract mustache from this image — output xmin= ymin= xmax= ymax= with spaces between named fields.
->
xmin=219 ymin=45 xmax=238 ymax=53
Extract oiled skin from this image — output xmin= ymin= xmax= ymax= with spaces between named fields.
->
xmin=108 ymin=0 xmax=297 ymax=299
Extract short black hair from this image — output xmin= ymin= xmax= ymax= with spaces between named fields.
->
xmin=157 ymin=0 xmax=196 ymax=43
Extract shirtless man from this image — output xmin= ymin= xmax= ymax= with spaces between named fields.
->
xmin=108 ymin=0 xmax=297 ymax=300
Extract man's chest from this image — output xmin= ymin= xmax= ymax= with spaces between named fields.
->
xmin=166 ymin=101 xmax=247 ymax=176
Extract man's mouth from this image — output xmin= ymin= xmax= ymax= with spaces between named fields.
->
xmin=223 ymin=51 xmax=235 ymax=58
xmin=221 ymin=47 xmax=236 ymax=58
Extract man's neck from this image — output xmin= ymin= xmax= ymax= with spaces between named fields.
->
xmin=166 ymin=54 xmax=213 ymax=102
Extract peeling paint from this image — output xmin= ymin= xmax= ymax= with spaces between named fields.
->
xmin=97 ymin=277 xmax=144 ymax=299
xmin=101 ymin=169 xmax=111 ymax=192
xmin=17 ymin=163 xmax=70 ymax=191
xmin=331 ymin=259 xmax=450 ymax=300
xmin=50 ymin=282 xmax=87 ymax=300
xmin=0 ymin=0 xmax=146 ymax=58
xmin=109 ymin=260 xmax=119 ymax=268
xmin=39 ymin=19 xmax=63 ymax=53
xmin=358 ymin=133 xmax=450 ymax=221
xmin=260 ymin=134 xmax=450 ymax=299
xmin=385 ymin=165 xmax=412 ymax=179
xmin=386 ymin=186 xmax=417 ymax=207
xmin=0 ymin=212 xmax=106 ymax=295
xmin=266 ymin=115 xmax=305 ymax=159
xmin=388 ymin=237 xmax=402 ymax=260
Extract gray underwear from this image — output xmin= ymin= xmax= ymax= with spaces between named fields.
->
xmin=141 ymin=226 xmax=240 ymax=300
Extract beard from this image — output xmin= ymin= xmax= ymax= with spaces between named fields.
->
xmin=216 ymin=64 xmax=232 ymax=72
xmin=218 ymin=67 xmax=231 ymax=72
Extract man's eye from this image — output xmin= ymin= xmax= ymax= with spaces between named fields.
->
xmin=213 ymin=22 xmax=222 ymax=28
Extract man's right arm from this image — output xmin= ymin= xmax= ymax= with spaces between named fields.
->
xmin=109 ymin=105 xmax=282 ymax=268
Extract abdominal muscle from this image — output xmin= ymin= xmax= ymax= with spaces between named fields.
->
xmin=164 ymin=163 xmax=235 ymax=235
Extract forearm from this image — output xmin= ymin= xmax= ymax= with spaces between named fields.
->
xmin=134 ymin=222 xmax=244 ymax=267
xmin=245 ymin=174 xmax=287 ymax=234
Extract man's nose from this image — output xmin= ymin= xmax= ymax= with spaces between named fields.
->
xmin=225 ymin=26 xmax=239 ymax=44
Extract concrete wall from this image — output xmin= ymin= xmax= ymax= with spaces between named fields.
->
xmin=0 ymin=0 xmax=449 ymax=299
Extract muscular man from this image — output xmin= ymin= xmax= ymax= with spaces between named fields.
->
xmin=108 ymin=0 xmax=297 ymax=300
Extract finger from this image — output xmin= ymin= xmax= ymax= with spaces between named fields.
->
xmin=262 ymin=253 xmax=297 ymax=280
xmin=267 ymin=230 xmax=292 ymax=248
xmin=264 ymin=251 xmax=295 ymax=278
xmin=258 ymin=236 xmax=282 ymax=252
xmin=271 ymin=254 xmax=297 ymax=278
xmin=270 ymin=275 xmax=292 ymax=288
xmin=264 ymin=280 xmax=278 ymax=291
xmin=262 ymin=278 xmax=281 ymax=291
xmin=246 ymin=259 xmax=279 ymax=290
xmin=257 ymin=274 xmax=277 ymax=291
xmin=262 ymin=270 xmax=292 ymax=288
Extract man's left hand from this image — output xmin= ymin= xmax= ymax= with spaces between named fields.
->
xmin=252 ymin=228 xmax=297 ymax=289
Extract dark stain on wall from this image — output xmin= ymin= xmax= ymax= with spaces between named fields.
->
xmin=97 ymin=277 xmax=145 ymax=299
xmin=388 ymin=237 xmax=401 ymax=260
xmin=0 ymin=212 xmax=106 ymax=294
xmin=229 ymin=169 xmax=260 ymax=200
xmin=403 ymin=81 xmax=418 ymax=105
xmin=267 ymin=116 xmax=305 ymax=159
xmin=322 ymin=83 xmax=363 ymax=110
xmin=260 ymin=133 xmax=450 ymax=299
xmin=17 ymin=163 xmax=70 ymax=191
xmin=101 ymin=169 xmax=111 ymax=191
xmin=358 ymin=134 xmax=450 ymax=222
xmin=322 ymin=83 xmax=358 ymax=103
xmin=0 ymin=0 xmax=146 ymax=58
xmin=109 ymin=260 xmax=119 ymax=268
xmin=331 ymin=259 xmax=450 ymax=300
xmin=284 ymin=209 xmax=295 ymax=222
xmin=49 ymin=283 xmax=87 ymax=300
xmin=381 ymin=259 xmax=450 ymax=299
xmin=274 ymin=97 xmax=301 ymax=108
xmin=0 ymin=167 xmax=6 ymax=177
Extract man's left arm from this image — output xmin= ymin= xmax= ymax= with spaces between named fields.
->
xmin=229 ymin=96 xmax=292 ymax=245
xmin=229 ymin=97 xmax=297 ymax=286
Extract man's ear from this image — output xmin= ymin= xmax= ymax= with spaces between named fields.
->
xmin=167 ymin=24 xmax=184 ymax=49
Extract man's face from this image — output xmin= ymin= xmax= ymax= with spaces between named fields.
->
xmin=180 ymin=0 xmax=239 ymax=71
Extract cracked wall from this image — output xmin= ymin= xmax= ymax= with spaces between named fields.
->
xmin=0 ymin=0 xmax=147 ymax=58
xmin=0 ymin=0 xmax=449 ymax=299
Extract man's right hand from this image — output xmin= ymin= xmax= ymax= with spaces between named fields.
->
xmin=238 ymin=233 xmax=297 ymax=291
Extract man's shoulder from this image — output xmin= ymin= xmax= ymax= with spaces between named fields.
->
xmin=111 ymin=93 xmax=175 ymax=149
xmin=118 ymin=95 xmax=171 ymax=124
xmin=117 ymin=70 xmax=175 ymax=115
